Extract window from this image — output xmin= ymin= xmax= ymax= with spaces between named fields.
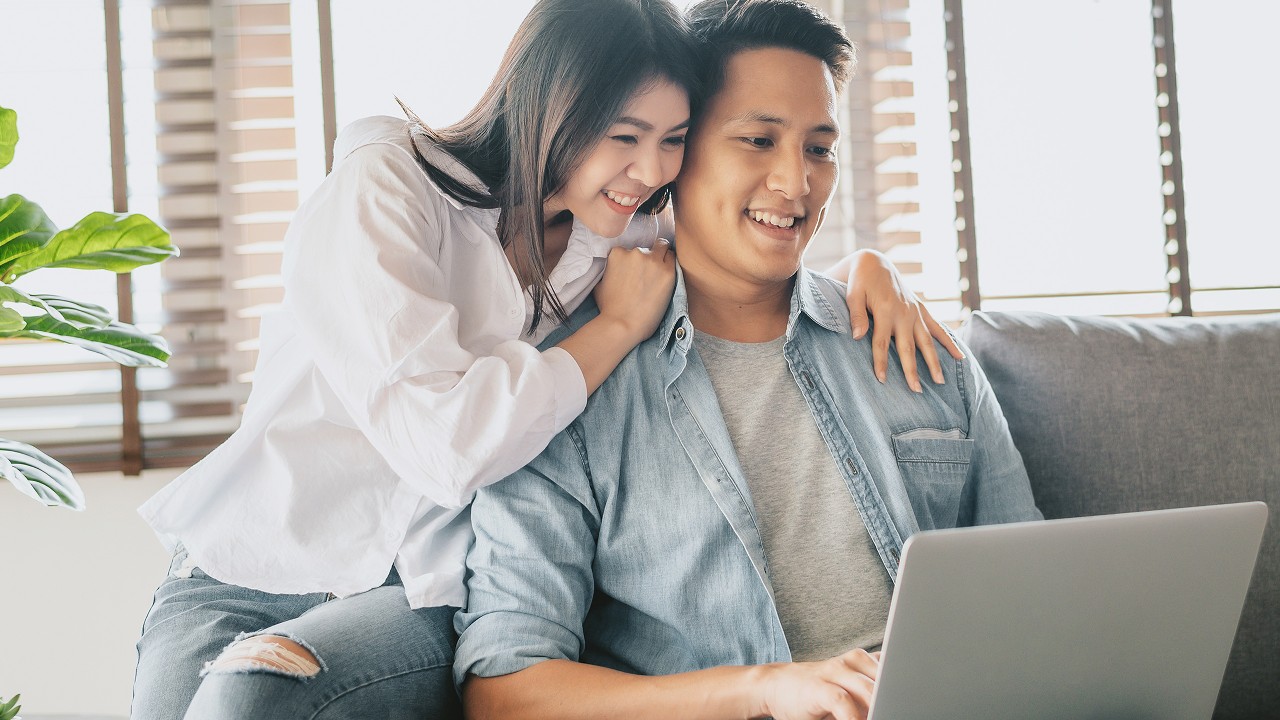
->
xmin=1 ymin=0 xmax=125 ymax=469
xmin=2 ymin=0 xmax=1273 ymax=475
xmin=1173 ymin=0 xmax=1280 ymax=314
xmin=830 ymin=0 xmax=1278 ymax=319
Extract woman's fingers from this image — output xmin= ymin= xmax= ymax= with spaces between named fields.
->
xmin=870 ymin=316 xmax=892 ymax=385
xmin=922 ymin=305 xmax=963 ymax=361
xmin=846 ymin=283 xmax=871 ymax=340
xmin=892 ymin=325 xmax=922 ymax=394
xmin=914 ymin=320 xmax=945 ymax=385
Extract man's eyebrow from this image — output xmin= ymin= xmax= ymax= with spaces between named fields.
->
xmin=728 ymin=111 xmax=786 ymax=127
xmin=727 ymin=111 xmax=839 ymax=136
xmin=614 ymin=116 xmax=691 ymax=133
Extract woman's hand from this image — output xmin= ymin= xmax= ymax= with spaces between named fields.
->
xmin=558 ymin=240 xmax=675 ymax=396
xmin=594 ymin=239 xmax=677 ymax=344
xmin=827 ymin=250 xmax=963 ymax=393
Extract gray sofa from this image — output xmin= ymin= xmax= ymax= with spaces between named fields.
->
xmin=959 ymin=311 xmax=1279 ymax=720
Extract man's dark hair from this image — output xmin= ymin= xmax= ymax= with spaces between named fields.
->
xmin=685 ymin=0 xmax=856 ymax=98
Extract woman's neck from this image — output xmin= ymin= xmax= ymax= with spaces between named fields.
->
xmin=501 ymin=210 xmax=574 ymax=276
xmin=541 ymin=215 xmax=573 ymax=270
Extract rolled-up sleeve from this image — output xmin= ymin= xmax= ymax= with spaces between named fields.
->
xmin=454 ymin=421 xmax=600 ymax=687
xmin=956 ymin=337 xmax=1043 ymax=525
xmin=284 ymin=143 xmax=588 ymax=510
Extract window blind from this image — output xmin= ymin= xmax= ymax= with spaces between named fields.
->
xmin=806 ymin=0 xmax=924 ymax=281
xmin=132 ymin=0 xmax=298 ymax=470
xmin=0 ymin=0 xmax=298 ymax=474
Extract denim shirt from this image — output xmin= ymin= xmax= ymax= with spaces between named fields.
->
xmin=454 ymin=267 xmax=1041 ymax=686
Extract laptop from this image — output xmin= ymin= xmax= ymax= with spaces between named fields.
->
xmin=868 ymin=501 xmax=1268 ymax=720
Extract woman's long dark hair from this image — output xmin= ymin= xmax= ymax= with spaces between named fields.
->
xmin=405 ymin=0 xmax=701 ymax=333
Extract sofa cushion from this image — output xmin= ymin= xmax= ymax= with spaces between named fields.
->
xmin=959 ymin=311 xmax=1279 ymax=720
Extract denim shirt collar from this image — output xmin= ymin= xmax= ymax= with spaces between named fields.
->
xmin=656 ymin=264 xmax=848 ymax=357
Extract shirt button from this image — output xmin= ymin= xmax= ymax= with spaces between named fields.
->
xmin=675 ymin=327 xmax=686 ymax=340
xmin=845 ymin=458 xmax=859 ymax=475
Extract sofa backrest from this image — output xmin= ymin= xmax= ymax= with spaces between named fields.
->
xmin=959 ymin=310 xmax=1280 ymax=720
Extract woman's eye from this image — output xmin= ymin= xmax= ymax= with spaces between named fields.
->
xmin=611 ymin=135 xmax=639 ymax=145
xmin=662 ymin=135 xmax=687 ymax=148
xmin=743 ymin=137 xmax=772 ymax=148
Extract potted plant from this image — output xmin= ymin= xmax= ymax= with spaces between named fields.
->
xmin=0 ymin=102 xmax=178 ymax=511
xmin=0 ymin=694 xmax=20 ymax=720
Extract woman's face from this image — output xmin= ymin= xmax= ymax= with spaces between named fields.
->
xmin=547 ymin=79 xmax=690 ymax=238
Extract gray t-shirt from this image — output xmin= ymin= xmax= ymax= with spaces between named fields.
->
xmin=695 ymin=332 xmax=892 ymax=661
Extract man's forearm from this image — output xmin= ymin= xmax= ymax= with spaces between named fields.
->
xmin=464 ymin=659 xmax=769 ymax=720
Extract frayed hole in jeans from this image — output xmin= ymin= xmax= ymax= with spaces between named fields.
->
xmin=202 ymin=635 xmax=323 ymax=679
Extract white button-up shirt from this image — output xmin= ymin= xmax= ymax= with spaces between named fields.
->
xmin=139 ymin=116 xmax=666 ymax=608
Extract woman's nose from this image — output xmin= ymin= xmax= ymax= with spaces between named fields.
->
xmin=627 ymin=147 xmax=665 ymax=189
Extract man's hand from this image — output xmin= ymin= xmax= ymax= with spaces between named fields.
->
xmin=754 ymin=648 xmax=881 ymax=720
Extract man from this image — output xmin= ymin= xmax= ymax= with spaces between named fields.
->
xmin=454 ymin=1 xmax=1041 ymax=718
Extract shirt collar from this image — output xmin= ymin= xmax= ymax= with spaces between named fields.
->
xmin=566 ymin=218 xmax=613 ymax=262
xmin=406 ymin=130 xmax=490 ymax=213
xmin=656 ymin=264 xmax=694 ymax=355
xmin=787 ymin=266 xmax=848 ymax=337
xmin=656 ymin=265 xmax=847 ymax=356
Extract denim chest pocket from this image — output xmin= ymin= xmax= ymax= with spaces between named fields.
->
xmin=891 ymin=430 xmax=974 ymax=530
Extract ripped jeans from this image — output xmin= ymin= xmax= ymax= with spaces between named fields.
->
xmin=131 ymin=545 xmax=461 ymax=720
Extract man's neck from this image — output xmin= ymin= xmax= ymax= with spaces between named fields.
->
xmin=682 ymin=261 xmax=793 ymax=343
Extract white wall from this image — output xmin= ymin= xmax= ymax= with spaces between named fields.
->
xmin=0 ymin=468 xmax=180 ymax=718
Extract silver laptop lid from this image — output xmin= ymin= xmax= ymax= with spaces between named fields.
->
xmin=868 ymin=502 xmax=1268 ymax=720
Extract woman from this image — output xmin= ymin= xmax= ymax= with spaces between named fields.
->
xmin=132 ymin=0 xmax=957 ymax=717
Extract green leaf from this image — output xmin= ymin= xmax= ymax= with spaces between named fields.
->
xmin=15 ymin=315 xmax=170 ymax=366
xmin=0 ymin=286 xmax=167 ymax=365
xmin=31 ymin=293 xmax=110 ymax=329
xmin=0 ymin=693 xmax=20 ymax=720
xmin=3 ymin=210 xmax=177 ymax=280
xmin=0 ymin=287 xmax=114 ymax=336
xmin=0 ymin=105 xmax=16 ymax=169
xmin=2 ymin=439 xmax=83 ymax=511
xmin=0 ymin=305 xmax=23 ymax=332
xmin=0 ymin=194 xmax=57 ymax=279
xmin=0 ymin=284 xmax=63 ymax=320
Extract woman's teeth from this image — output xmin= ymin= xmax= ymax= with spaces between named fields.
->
xmin=605 ymin=190 xmax=640 ymax=207
xmin=750 ymin=211 xmax=796 ymax=228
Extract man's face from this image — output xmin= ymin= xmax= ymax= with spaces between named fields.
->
xmin=673 ymin=47 xmax=840 ymax=288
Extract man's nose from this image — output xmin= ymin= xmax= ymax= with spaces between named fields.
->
xmin=766 ymin=149 xmax=810 ymax=200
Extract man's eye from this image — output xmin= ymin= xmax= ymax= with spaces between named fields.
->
xmin=810 ymin=146 xmax=833 ymax=157
xmin=611 ymin=135 xmax=638 ymax=145
xmin=742 ymin=137 xmax=772 ymax=148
